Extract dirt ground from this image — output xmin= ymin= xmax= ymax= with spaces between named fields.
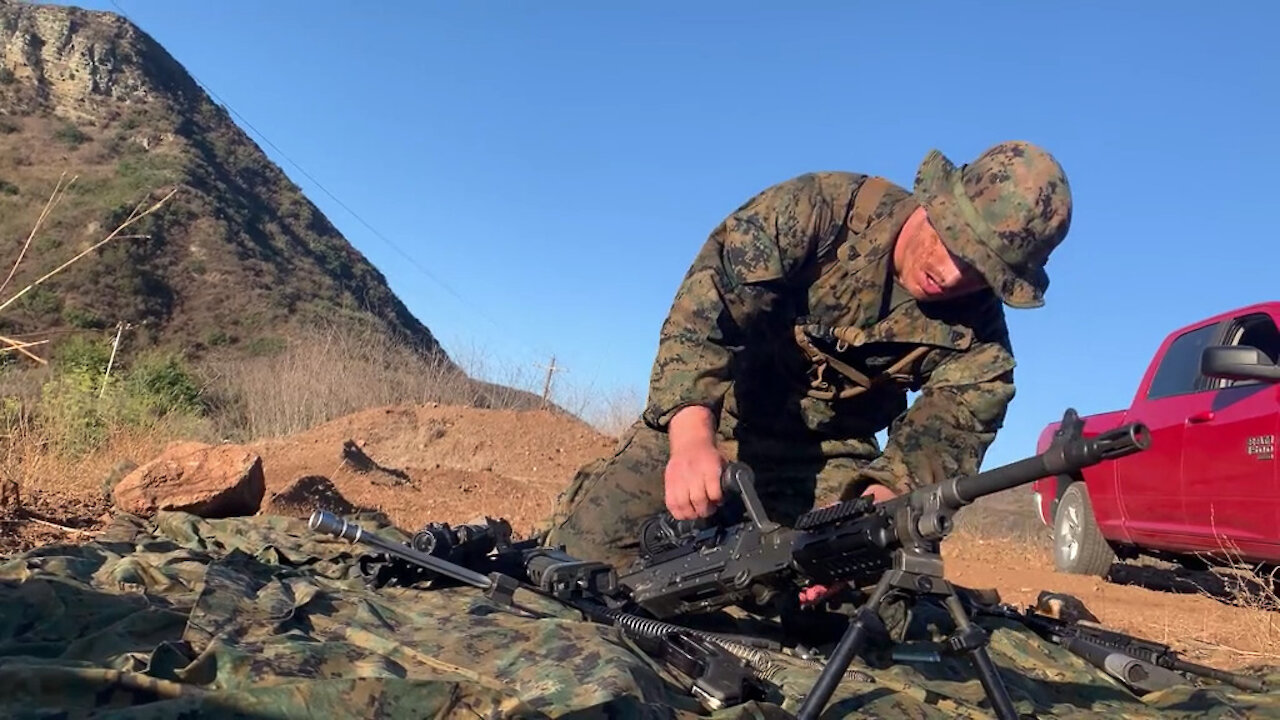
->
xmin=3 ymin=402 xmax=1276 ymax=677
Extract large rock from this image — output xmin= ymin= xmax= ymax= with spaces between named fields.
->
xmin=112 ymin=442 xmax=265 ymax=518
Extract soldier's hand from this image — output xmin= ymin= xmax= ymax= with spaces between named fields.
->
xmin=664 ymin=406 xmax=724 ymax=520
xmin=861 ymin=483 xmax=898 ymax=504
xmin=664 ymin=443 xmax=724 ymax=520
xmin=799 ymin=483 xmax=900 ymax=607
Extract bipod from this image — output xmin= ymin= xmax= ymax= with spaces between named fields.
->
xmin=795 ymin=545 xmax=1026 ymax=720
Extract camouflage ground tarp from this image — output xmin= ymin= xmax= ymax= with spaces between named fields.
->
xmin=1 ymin=511 xmax=1276 ymax=719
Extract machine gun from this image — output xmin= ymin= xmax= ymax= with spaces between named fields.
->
xmin=311 ymin=408 xmax=1156 ymax=719
xmin=613 ymin=408 xmax=1152 ymax=720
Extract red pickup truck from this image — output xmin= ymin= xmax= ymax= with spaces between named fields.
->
xmin=1032 ymin=301 xmax=1280 ymax=576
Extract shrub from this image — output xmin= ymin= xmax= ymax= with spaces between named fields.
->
xmin=122 ymin=351 xmax=204 ymax=418
xmin=245 ymin=336 xmax=286 ymax=356
xmin=53 ymin=335 xmax=112 ymax=377
xmin=35 ymin=338 xmax=208 ymax=456
xmin=38 ymin=336 xmax=115 ymax=455
xmin=53 ymin=122 xmax=90 ymax=148
xmin=62 ymin=306 xmax=106 ymax=329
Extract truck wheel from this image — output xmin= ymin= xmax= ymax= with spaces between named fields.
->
xmin=1053 ymin=483 xmax=1115 ymax=576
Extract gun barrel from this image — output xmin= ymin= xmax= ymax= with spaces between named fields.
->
xmin=1161 ymin=654 xmax=1267 ymax=692
xmin=949 ymin=417 xmax=1150 ymax=505
xmin=309 ymin=510 xmax=494 ymax=591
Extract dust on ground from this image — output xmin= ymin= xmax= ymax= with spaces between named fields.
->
xmin=3 ymin=402 xmax=1276 ymax=676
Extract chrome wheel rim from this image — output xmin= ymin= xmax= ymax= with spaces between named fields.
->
xmin=1059 ymin=502 xmax=1081 ymax=564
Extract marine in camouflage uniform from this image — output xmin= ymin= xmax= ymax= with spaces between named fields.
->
xmin=545 ymin=141 xmax=1074 ymax=570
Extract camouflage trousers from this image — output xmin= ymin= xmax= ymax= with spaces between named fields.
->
xmin=544 ymin=419 xmax=874 ymax=569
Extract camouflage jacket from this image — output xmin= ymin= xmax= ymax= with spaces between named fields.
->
xmin=641 ymin=172 xmax=1017 ymax=493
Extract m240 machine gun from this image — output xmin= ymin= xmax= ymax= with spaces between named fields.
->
xmin=311 ymin=408 xmax=1155 ymax=720
xmin=612 ymin=408 xmax=1152 ymax=720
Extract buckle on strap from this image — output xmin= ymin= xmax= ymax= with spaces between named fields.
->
xmin=794 ymin=323 xmax=932 ymax=398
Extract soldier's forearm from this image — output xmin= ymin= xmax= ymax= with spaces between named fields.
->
xmin=865 ymin=377 xmax=1014 ymax=493
xmin=667 ymin=405 xmax=717 ymax=453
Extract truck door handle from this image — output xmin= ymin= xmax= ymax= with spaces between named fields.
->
xmin=1186 ymin=411 xmax=1215 ymax=424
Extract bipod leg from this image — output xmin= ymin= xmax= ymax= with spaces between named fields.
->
xmin=794 ymin=572 xmax=894 ymax=720
xmin=941 ymin=591 xmax=1021 ymax=720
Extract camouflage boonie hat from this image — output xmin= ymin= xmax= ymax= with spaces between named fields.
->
xmin=913 ymin=141 xmax=1073 ymax=309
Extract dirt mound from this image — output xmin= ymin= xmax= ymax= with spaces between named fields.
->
xmin=246 ymin=403 xmax=617 ymax=535
xmin=0 ymin=403 xmax=617 ymax=554
xmin=263 ymin=475 xmax=369 ymax=518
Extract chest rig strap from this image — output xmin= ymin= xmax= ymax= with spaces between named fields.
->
xmin=794 ymin=324 xmax=931 ymax=400
xmin=794 ymin=177 xmax=928 ymax=401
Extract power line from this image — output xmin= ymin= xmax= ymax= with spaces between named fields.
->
xmin=106 ymin=0 xmax=549 ymax=365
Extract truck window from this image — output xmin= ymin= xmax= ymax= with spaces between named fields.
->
xmin=1213 ymin=313 xmax=1280 ymax=388
xmin=1146 ymin=323 xmax=1219 ymax=399
xmin=1235 ymin=315 xmax=1280 ymax=362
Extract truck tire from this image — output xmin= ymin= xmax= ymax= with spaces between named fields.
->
xmin=1053 ymin=483 xmax=1115 ymax=576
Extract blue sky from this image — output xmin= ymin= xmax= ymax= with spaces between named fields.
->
xmin=52 ymin=1 xmax=1279 ymax=470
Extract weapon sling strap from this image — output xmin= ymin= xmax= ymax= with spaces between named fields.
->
xmin=795 ymin=177 xmax=930 ymax=400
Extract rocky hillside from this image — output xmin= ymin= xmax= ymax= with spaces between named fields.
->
xmin=0 ymin=0 xmax=446 ymax=364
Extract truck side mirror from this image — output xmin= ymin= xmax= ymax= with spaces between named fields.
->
xmin=1201 ymin=345 xmax=1280 ymax=383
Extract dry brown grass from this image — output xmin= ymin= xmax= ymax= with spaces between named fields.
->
xmin=200 ymin=323 xmax=483 ymax=441
xmin=1183 ymin=515 xmax=1280 ymax=661
xmin=193 ymin=322 xmax=644 ymax=442
xmin=557 ymin=379 xmax=645 ymax=439
xmin=951 ymin=487 xmax=1053 ymax=550
xmin=2 ymin=408 xmax=178 ymax=500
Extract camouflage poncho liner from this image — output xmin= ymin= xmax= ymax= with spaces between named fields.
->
xmin=2 ymin=510 xmax=1275 ymax=719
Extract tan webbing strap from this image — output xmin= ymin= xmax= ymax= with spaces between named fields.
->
xmin=810 ymin=177 xmax=895 ymax=275
xmin=794 ymin=176 xmax=914 ymax=401
xmin=877 ymin=345 xmax=931 ymax=385
xmin=796 ymin=328 xmax=932 ymax=401
xmin=847 ymin=177 xmax=892 ymax=236
xmin=818 ymin=347 xmax=874 ymax=389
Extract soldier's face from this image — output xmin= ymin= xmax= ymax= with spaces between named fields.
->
xmin=893 ymin=207 xmax=987 ymax=302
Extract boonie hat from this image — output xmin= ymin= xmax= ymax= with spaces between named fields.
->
xmin=913 ymin=141 xmax=1072 ymax=309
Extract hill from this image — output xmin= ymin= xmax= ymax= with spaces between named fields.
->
xmin=0 ymin=0 xmax=444 ymax=364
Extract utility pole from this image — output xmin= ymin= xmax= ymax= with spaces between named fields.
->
xmin=100 ymin=321 xmax=126 ymax=398
xmin=539 ymin=355 xmax=564 ymax=410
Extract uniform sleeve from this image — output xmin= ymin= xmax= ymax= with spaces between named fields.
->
xmin=642 ymin=172 xmax=864 ymax=430
xmin=854 ymin=304 xmax=1018 ymax=494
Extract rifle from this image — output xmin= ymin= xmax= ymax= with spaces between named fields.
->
xmin=310 ymin=408 xmax=1155 ymax=719
xmin=612 ymin=408 xmax=1151 ymax=720
xmin=971 ymin=601 xmax=1267 ymax=694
